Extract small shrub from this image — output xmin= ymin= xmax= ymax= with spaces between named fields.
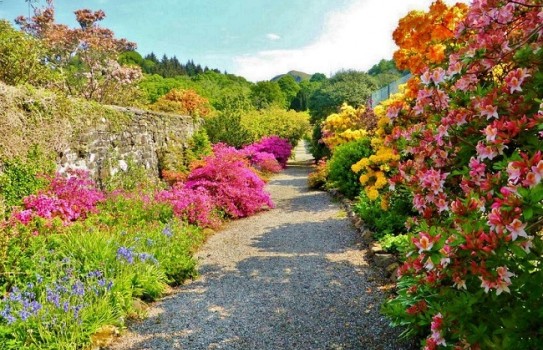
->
xmin=327 ymin=138 xmax=372 ymax=199
xmin=11 ymin=170 xmax=104 ymax=225
xmin=308 ymin=159 xmax=329 ymax=189
xmin=378 ymin=233 xmax=410 ymax=254
xmin=103 ymin=157 xmax=158 ymax=192
xmin=0 ymin=146 xmax=55 ymax=211
xmin=156 ymin=185 xmax=221 ymax=228
xmin=204 ymin=110 xmax=253 ymax=148
xmin=354 ymin=189 xmax=414 ymax=239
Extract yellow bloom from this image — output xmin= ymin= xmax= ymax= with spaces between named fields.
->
xmin=359 ymin=174 xmax=370 ymax=185
xmin=366 ymin=187 xmax=380 ymax=201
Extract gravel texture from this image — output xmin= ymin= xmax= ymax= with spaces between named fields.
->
xmin=108 ymin=142 xmax=414 ymax=350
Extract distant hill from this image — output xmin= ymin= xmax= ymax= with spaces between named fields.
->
xmin=271 ymin=70 xmax=312 ymax=83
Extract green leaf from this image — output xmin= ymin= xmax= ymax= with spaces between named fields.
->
xmin=524 ymin=207 xmax=534 ymax=220
xmin=510 ymin=244 xmax=527 ymax=258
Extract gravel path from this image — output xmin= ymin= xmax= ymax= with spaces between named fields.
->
xmin=109 ymin=142 xmax=413 ymax=350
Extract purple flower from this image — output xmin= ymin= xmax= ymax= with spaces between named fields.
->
xmin=162 ymin=226 xmax=173 ymax=237
xmin=19 ymin=309 xmax=31 ymax=321
xmin=139 ymin=253 xmax=158 ymax=264
xmin=116 ymin=246 xmax=134 ymax=263
xmin=46 ymin=289 xmax=61 ymax=308
xmin=72 ymin=281 xmax=85 ymax=296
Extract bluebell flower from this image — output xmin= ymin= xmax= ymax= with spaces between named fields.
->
xmin=19 ymin=309 xmax=31 ymax=321
xmin=63 ymin=302 xmax=70 ymax=313
xmin=9 ymin=287 xmax=22 ymax=302
xmin=117 ymin=246 xmax=134 ymax=263
xmin=29 ymin=301 xmax=42 ymax=314
xmin=72 ymin=305 xmax=83 ymax=319
xmin=36 ymin=274 xmax=43 ymax=283
xmin=0 ymin=306 xmax=13 ymax=324
xmin=139 ymin=253 xmax=158 ymax=264
xmin=46 ymin=289 xmax=61 ymax=308
xmin=162 ymin=225 xmax=173 ymax=237
xmin=146 ymin=238 xmax=154 ymax=246
xmin=87 ymin=270 xmax=103 ymax=279
xmin=72 ymin=281 xmax=85 ymax=296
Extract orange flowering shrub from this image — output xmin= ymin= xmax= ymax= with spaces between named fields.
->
xmin=392 ymin=0 xmax=467 ymax=74
xmin=151 ymin=88 xmax=211 ymax=117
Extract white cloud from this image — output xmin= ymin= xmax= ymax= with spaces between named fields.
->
xmin=266 ymin=33 xmax=281 ymax=41
xmin=233 ymin=0 xmax=467 ymax=82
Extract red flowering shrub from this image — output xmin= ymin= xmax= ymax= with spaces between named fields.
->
xmin=378 ymin=1 xmax=543 ymax=348
xmin=12 ymin=170 xmax=104 ymax=225
xmin=243 ymin=136 xmax=292 ymax=168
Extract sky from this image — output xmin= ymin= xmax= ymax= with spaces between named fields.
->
xmin=0 ymin=0 xmax=466 ymax=81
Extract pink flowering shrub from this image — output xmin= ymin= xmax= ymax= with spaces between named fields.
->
xmin=12 ymin=170 xmax=104 ymax=225
xmin=243 ymin=151 xmax=282 ymax=174
xmin=243 ymin=136 xmax=292 ymax=168
xmin=378 ymin=1 xmax=543 ymax=348
xmin=157 ymin=143 xmax=274 ymax=225
xmin=185 ymin=145 xmax=274 ymax=218
xmin=156 ymin=184 xmax=220 ymax=228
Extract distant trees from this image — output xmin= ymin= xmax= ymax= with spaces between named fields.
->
xmin=308 ymin=70 xmax=376 ymax=123
xmin=250 ymin=81 xmax=286 ymax=110
xmin=276 ymin=75 xmax=300 ymax=108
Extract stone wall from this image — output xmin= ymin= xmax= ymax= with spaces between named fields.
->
xmin=57 ymin=106 xmax=200 ymax=184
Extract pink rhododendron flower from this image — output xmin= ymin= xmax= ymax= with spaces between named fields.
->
xmin=414 ymin=232 xmax=434 ymax=253
xmin=504 ymin=68 xmax=530 ymax=94
xmin=480 ymin=104 xmax=499 ymax=119
xmin=505 ymin=218 xmax=527 ymax=241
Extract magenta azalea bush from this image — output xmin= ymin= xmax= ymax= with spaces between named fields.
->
xmin=186 ymin=144 xmax=274 ymax=218
xmin=12 ymin=170 xmax=104 ymax=225
xmin=156 ymin=185 xmax=221 ymax=228
xmin=243 ymin=136 xmax=292 ymax=168
xmin=243 ymin=150 xmax=282 ymax=174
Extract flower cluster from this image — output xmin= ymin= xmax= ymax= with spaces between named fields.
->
xmin=374 ymin=0 xmax=543 ymax=348
xmin=157 ymin=142 xmax=275 ymax=226
xmin=242 ymin=136 xmax=292 ymax=168
xmin=320 ymin=104 xmax=375 ymax=150
xmin=11 ymin=170 xmax=104 ymax=226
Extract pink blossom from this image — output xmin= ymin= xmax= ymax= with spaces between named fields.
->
xmin=504 ymin=68 xmax=530 ymax=94
xmin=505 ymin=218 xmax=528 ymax=241
xmin=420 ymin=169 xmax=448 ymax=194
xmin=414 ymin=232 xmax=434 ymax=253
xmin=480 ymin=104 xmax=499 ymax=119
xmin=431 ymin=68 xmax=446 ymax=84
xmin=483 ymin=125 xmax=498 ymax=142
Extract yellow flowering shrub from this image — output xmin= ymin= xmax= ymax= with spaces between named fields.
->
xmin=320 ymin=104 xmax=377 ymax=151
xmin=350 ymin=85 xmax=412 ymax=201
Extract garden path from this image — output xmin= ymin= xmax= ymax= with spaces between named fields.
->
xmin=109 ymin=142 xmax=412 ymax=350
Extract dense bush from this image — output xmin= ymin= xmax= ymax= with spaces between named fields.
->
xmin=0 ymin=20 xmax=56 ymax=86
xmin=204 ymin=110 xmax=253 ymax=148
xmin=0 ymin=147 xmax=55 ymax=211
xmin=240 ymin=107 xmax=310 ymax=147
xmin=354 ymin=189 xmax=414 ymax=239
xmin=185 ymin=144 xmax=274 ymax=218
xmin=356 ymin=1 xmax=543 ymax=348
xmin=327 ymin=138 xmax=372 ymax=199
xmin=11 ymin=170 xmax=104 ymax=225
xmin=243 ymin=136 xmax=292 ymax=168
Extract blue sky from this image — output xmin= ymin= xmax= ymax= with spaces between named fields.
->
xmin=0 ymin=0 xmax=466 ymax=81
